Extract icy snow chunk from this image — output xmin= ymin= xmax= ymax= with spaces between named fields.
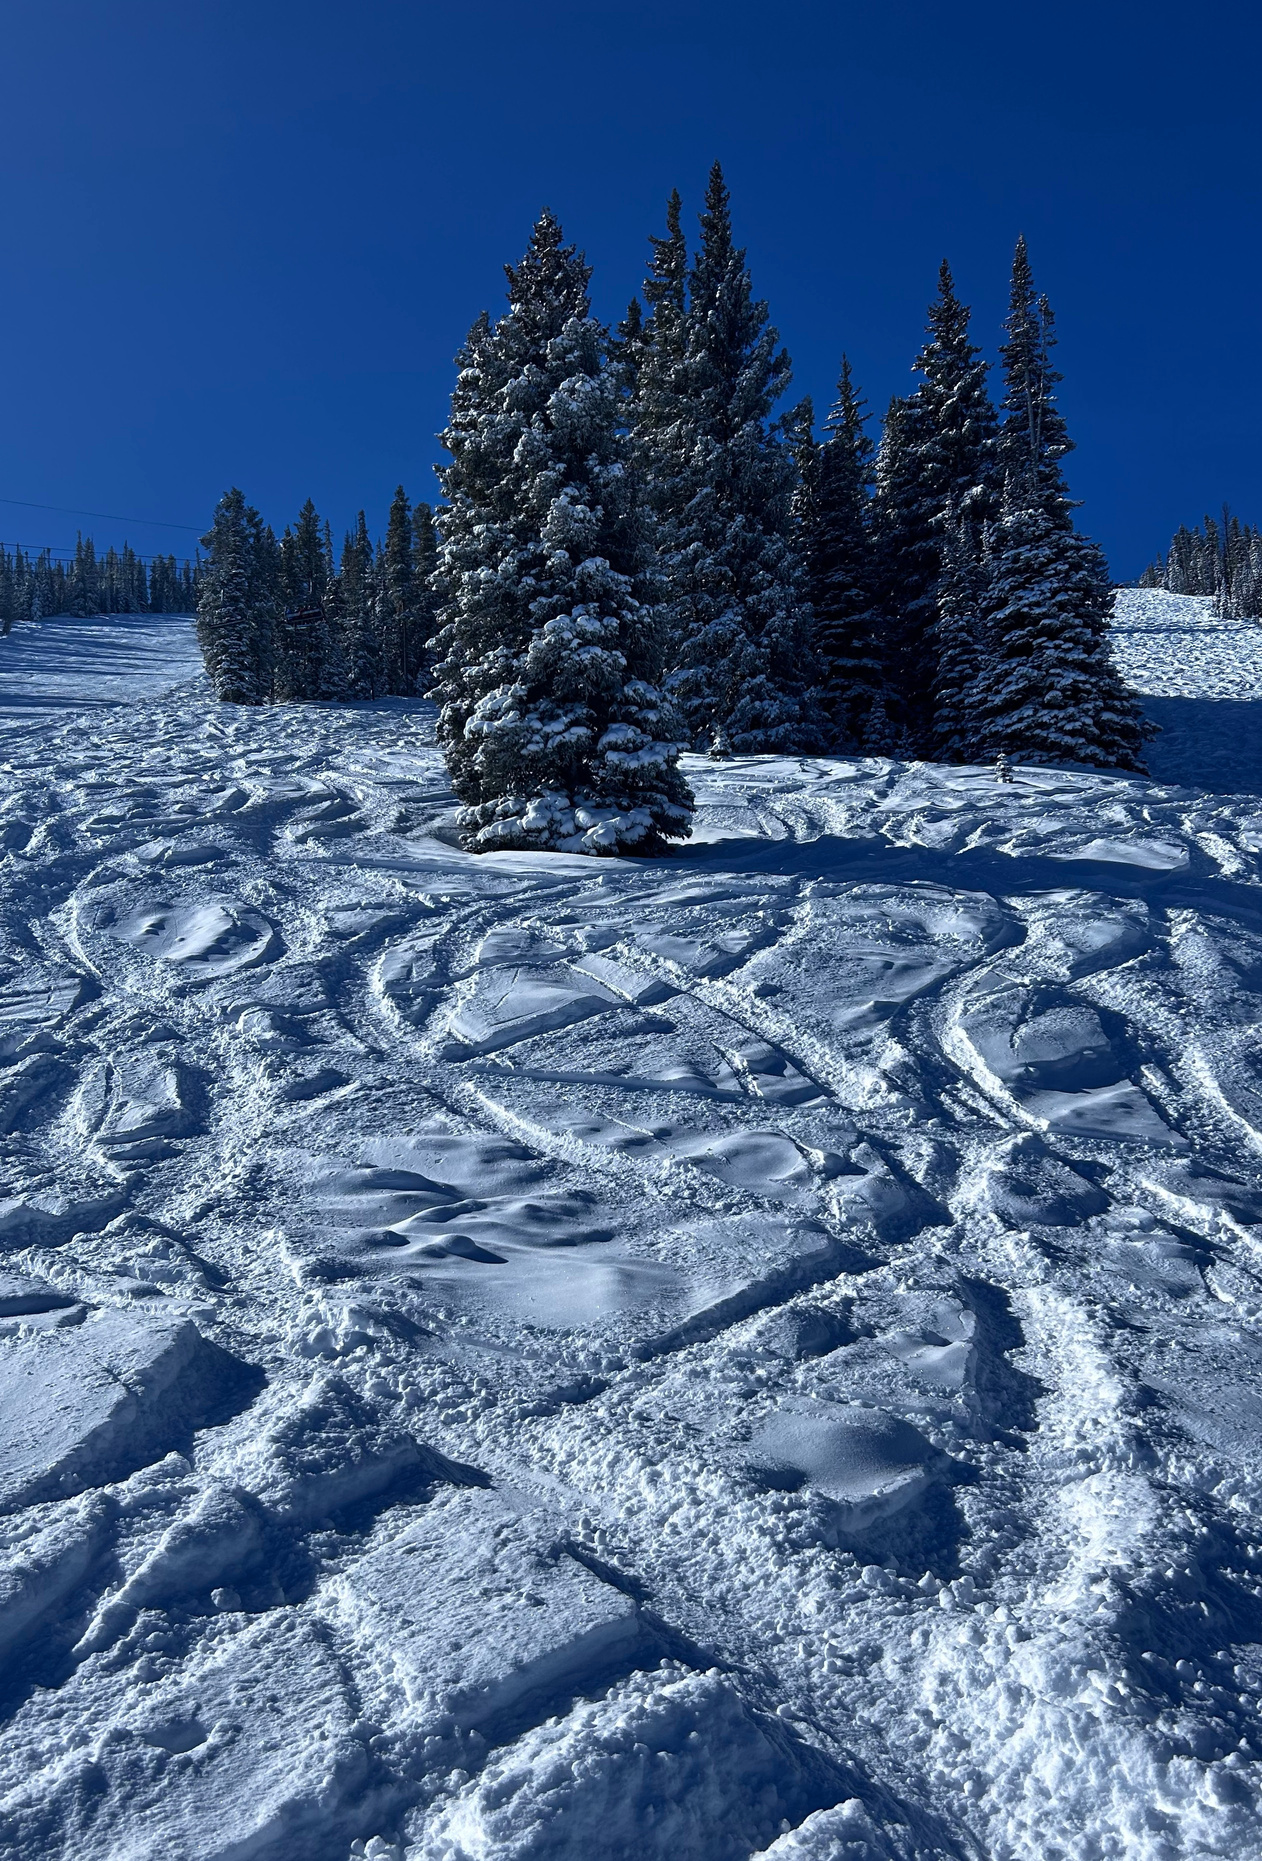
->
xmin=503 ymin=1043 xmax=748 ymax=1101
xmin=0 ymin=968 xmax=86 ymax=1038
xmin=966 ymin=1131 xmax=1107 ymax=1227
xmin=667 ymin=1129 xmax=824 ymax=1202
xmin=882 ymin=1298 xmax=976 ymax=1392
xmin=6 ymin=1613 xmax=368 ymax=1861
xmin=0 ymin=1271 xmax=77 ymax=1317
xmin=73 ymin=1053 xmax=196 ymax=1157
xmin=0 ymin=1495 xmax=110 ymax=1661
xmin=473 ymin=926 xmax=569 ymax=968
xmin=1049 ymin=836 xmax=1188 ymax=870
xmin=1139 ymin=1162 xmax=1262 ymax=1232
xmin=321 ymin=1488 xmax=647 ymax=1733
xmin=132 ymin=836 xmax=227 ymax=867
xmin=748 ymin=1401 xmax=931 ymax=1529
xmin=0 ymin=1188 xmax=124 ymax=1248
xmin=1016 ymin=890 xmax=1150 ymax=980
xmin=97 ymin=897 xmax=278 ymax=977
xmin=0 ymin=1051 xmax=64 ymax=1131
xmin=731 ymin=1038 xmax=828 ymax=1106
xmin=373 ymin=934 xmax=440 ymax=1025
xmin=1022 ymin=1082 xmax=1183 ymax=1146
xmin=1104 ymin=1234 xmax=1205 ymax=1297
xmin=634 ymin=924 xmax=775 ymax=978
xmin=408 ymin=1665 xmax=843 ymax=1861
xmin=0 ymin=1310 xmax=248 ymax=1512
xmin=571 ymin=950 xmax=677 ymax=1005
xmin=755 ymin=1796 xmax=906 ymax=1859
xmin=237 ymin=1372 xmax=452 ymax=1526
xmin=444 ymin=965 xmax=619 ymax=1056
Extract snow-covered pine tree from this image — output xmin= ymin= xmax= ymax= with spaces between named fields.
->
xmin=807 ymin=357 xmax=888 ymax=749
xmin=196 ymin=488 xmax=273 ymax=704
xmin=976 ymin=496 xmax=1150 ymax=768
xmin=872 ymin=263 xmax=998 ymax=749
xmin=623 ymin=187 xmax=688 ymax=436
xmin=931 ymin=501 xmax=989 ymax=760
xmin=274 ymin=499 xmax=330 ymax=699
xmin=379 ymin=486 xmax=422 ymax=693
xmin=411 ymin=500 xmax=440 ymax=682
xmin=785 ymin=395 xmax=818 ymax=539
xmin=976 ymin=238 xmax=1151 ymax=769
xmin=632 ymin=167 xmax=823 ymax=754
xmin=431 ymin=210 xmax=693 ymax=855
xmin=317 ymin=550 xmax=349 ymax=702
xmin=340 ymin=512 xmax=381 ymax=698
xmin=68 ymin=535 xmax=100 ymax=618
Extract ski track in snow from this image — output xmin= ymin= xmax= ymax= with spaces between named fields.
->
xmin=1 ymin=595 xmax=1262 ymax=1859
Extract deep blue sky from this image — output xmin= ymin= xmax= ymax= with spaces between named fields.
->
xmin=2 ymin=0 xmax=1258 ymax=577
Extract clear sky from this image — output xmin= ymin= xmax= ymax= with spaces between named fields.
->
xmin=2 ymin=0 xmax=1258 ymax=577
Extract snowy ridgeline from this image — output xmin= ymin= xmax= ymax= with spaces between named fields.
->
xmin=1 ymin=593 xmax=1262 ymax=1860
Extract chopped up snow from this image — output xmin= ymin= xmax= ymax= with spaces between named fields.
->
xmin=1 ymin=597 xmax=1262 ymax=1861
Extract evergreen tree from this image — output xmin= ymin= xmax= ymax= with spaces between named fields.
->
xmin=976 ymin=495 xmax=1149 ymax=768
xmin=340 ymin=512 xmax=381 ymax=698
xmin=632 ymin=167 xmax=822 ymax=753
xmin=274 ymin=499 xmax=330 ymax=699
xmin=623 ymin=187 xmax=688 ymax=422
xmin=997 ymin=236 xmax=1072 ymax=511
xmin=379 ymin=485 xmax=420 ymax=692
xmin=196 ymin=489 xmax=273 ymax=704
xmin=975 ymin=239 xmax=1152 ymax=769
xmin=431 ymin=210 xmax=693 ymax=855
xmin=411 ymin=500 xmax=440 ymax=682
xmin=784 ymin=395 xmax=818 ymax=538
xmin=931 ymin=502 xmax=988 ymax=759
xmin=872 ymin=263 xmax=998 ymax=748
xmin=808 ymin=358 xmax=888 ymax=748
xmin=1149 ymin=508 xmax=1262 ymax=616
xmin=68 ymin=535 xmax=100 ymax=618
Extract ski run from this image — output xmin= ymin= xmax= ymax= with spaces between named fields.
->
xmin=0 ymin=588 xmax=1260 ymax=1861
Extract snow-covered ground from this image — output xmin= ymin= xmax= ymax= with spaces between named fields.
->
xmin=0 ymin=611 xmax=204 ymax=730
xmin=2 ymin=594 xmax=1262 ymax=1861
xmin=1111 ymin=587 xmax=1262 ymax=792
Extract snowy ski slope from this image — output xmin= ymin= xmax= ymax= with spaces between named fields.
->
xmin=1 ymin=594 xmax=1261 ymax=1860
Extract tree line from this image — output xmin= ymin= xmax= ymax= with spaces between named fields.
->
xmin=1141 ymin=509 xmax=1262 ymax=619
xmin=198 ymin=164 xmax=1151 ymax=856
xmin=0 ymin=535 xmax=200 ymax=633
xmin=196 ymin=489 xmax=438 ymax=703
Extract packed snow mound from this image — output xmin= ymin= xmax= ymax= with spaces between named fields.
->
xmin=1 ymin=598 xmax=1262 ymax=1861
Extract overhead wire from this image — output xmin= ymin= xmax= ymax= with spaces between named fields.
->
xmin=0 ymin=539 xmax=201 ymax=564
xmin=0 ymin=496 xmax=201 ymax=532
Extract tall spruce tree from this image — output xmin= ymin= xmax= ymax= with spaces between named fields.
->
xmin=931 ymin=502 xmax=989 ymax=759
xmin=431 ymin=210 xmax=693 ymax=855
xmin=196 ymin=488 xmax=274 ymax=703
xmin=379 ymin=486 xmax=421 ymax=693
xmin=975 ymin=239 xmax=1151 ymax=769
xmin=411 ymin=500 xmax=440 ymax=680
xmin=340 ymin=512 xmax=381 ymax=698
xmin=632 ymin=167 xmax=822 ymax=754
xmin=873 ymin=263 xmax=998 ymax=749
xmin=997 ymin=237 xmax=1072 ymax=512
xmin=808 ymin=358 xmax=888 ymax=748
xmin=274 ymin=499 xmax=330 ymax=699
